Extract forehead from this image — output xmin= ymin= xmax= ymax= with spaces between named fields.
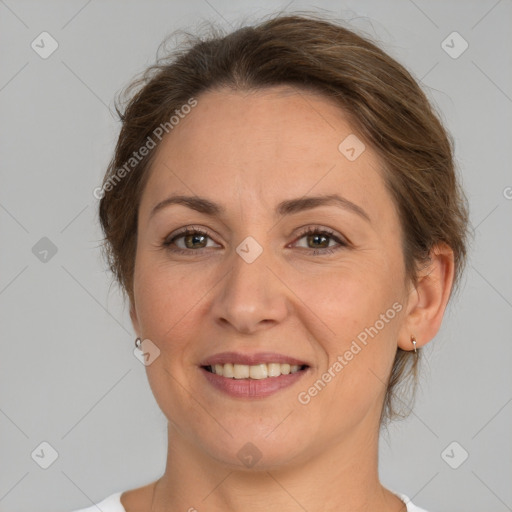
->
xmin=139 ymin=86 xmax=392 ymax=223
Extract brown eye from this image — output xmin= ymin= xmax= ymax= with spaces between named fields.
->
xmin=180 ymin=232 xmax=208 ymax=249
xmin=162 ymin=225 xmax=347 ymax=256
xmin=163 ymin=227 xmax=219 ymax=254
xmin=293 ymin=227 xmax=347 ymax=255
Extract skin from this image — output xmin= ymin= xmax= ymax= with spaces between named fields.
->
xmin=125 ymin=85 xmax=454 ymax=512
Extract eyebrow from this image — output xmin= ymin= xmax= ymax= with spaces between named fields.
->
xmin=149 ymin=193 xmax=371 ymax=223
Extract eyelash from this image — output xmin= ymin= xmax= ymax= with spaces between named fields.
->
xmin=162 ymin=225 xmax=347 ymax=256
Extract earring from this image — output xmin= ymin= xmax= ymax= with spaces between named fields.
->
xmin=135 ymin=337 xmax=142 ymax=349
xmin=411 ymin=335 xmax=417 ymax=353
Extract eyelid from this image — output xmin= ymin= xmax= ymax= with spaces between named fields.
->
xmin=293 ymin=224 xmax=346 ymax=240
xmin=166 ymin=225 xmax=217 ymax=240
xmin=163 ymin=224 xmax=349 ymax=254
xmin=165 ymin=225 xmax=345 ymax=243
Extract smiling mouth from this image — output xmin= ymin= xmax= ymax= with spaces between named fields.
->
xmin=202 ymin=363 xmax=309 ymax=379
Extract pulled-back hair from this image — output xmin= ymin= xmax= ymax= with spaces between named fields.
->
xmin=98 ymin=12 xmax=470 ymax=423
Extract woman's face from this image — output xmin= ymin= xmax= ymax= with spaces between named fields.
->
xmin=131 ymin=86 xmax=412 ymax=468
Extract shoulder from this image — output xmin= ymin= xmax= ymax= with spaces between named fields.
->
xmin=69 ymin=483 xmax=155 ymax=512
xmin=69 ymin=491 xmax=125 ymax=512
xmin=398 ymin=493 xmax=431 ymax=512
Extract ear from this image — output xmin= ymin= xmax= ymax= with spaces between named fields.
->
xmin=397 ymin=243 xmax=455 ymax=351
xmin=129 ymin=299 xmax=141 ymax=338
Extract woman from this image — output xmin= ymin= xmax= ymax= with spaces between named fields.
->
xmin=74 ymin=12 xmax=469 ymax=512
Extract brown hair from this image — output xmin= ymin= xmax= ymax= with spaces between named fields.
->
xmin=98 ymin=12 xmax=470 ymax=423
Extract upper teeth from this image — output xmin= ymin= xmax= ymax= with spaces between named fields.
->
xmin=210 ymin=363 xmax=303 ymax=379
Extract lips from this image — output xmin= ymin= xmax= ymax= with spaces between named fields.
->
xmin=199 ymin=351 xmax=310 ymax=367
xmin=200 ymin=361 xmax=310 ymax=398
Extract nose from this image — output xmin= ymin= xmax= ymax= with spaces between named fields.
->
xmin=210 ymin=243 xmax=290 ymax=335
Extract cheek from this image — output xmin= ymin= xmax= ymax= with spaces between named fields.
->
xmin=293 ymin=258 xmax=400 ymax=338
xmin=132 ymin=255 xmax=230 ymax=374
xmin=297 ymin=261 xmax=403 ymax=403
xmin=132 ymin=256 xmax=195 ymax=344
xmin=134 ymin=245 xmax=403 ymax=350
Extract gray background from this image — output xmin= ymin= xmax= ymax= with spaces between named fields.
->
xmin=1 ymin=1 xmax=511 ymax=511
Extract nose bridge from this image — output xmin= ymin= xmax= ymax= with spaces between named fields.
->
xmin=211 ymin=235 xmax=289 ymax=333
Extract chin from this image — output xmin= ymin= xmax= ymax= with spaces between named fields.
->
xmin=208 ymin=442 xmax=305 ymax=472
xmin=192 ymin=423 xmax=312 ymax=472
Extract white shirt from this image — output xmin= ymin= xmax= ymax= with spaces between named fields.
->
xmin=71 ymin=491 xmax=430 ymax=511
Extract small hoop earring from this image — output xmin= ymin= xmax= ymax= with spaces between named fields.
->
xmin=411 ymin=335 xmax=417 ymax=353
xmin=135 ymin=337 xmax=142 ymax=349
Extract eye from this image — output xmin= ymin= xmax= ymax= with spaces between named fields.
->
xmin=291 ymin=226 xmax=347 ymax=255
xmin=162 ymin=226 xmax=220 ymax=254
xmin=162 ymin=225 xmax=348 ymax=256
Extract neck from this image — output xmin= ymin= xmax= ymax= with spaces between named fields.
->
xmin=150 ymin=422 xmax=404 ymax=512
